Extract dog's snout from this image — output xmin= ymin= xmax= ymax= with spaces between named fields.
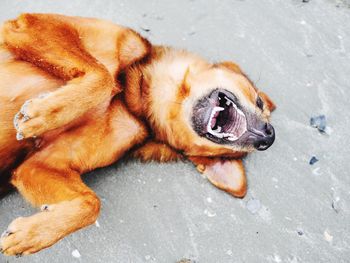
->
xmin=253 ymin=123 xmax=275 ymax=151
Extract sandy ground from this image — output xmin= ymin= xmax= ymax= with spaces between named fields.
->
xmin=1 ymin=0 xmax=350 ymax=262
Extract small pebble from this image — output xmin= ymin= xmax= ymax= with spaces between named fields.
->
xmin=324 ymin=230 xmax=333 ymax=243
xmin=204 ymin=209 xmax=216 ymax=217
xmin=140 ymin=25 xmax=151 ymax=32
xmin=331 ymin=200 xmax=339 ymax=213
xmin=312 ymin=167 xmax=321 ymax=175
xmin=297 ymin=230 xmax=304 ymax=236
xmin=246 ymin=199 xmax=262 ymax=214
xmin=310 ymin=115 xmax=326 ymax=133
xmin=309 ymin=156 xmax=319 ymax=165
xmin=72 ymin=249 xmax=81 ymax=258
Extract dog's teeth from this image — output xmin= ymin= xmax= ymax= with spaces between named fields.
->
xmin=213 ymin=126 xmax=222 ymax=132
xmin=215 ymin=107 xmax=224 ymax=112
xmin=225 ymin=96 xmax=234 ymax=106
xmin=227 ymin=136 xmax=236 ymax=141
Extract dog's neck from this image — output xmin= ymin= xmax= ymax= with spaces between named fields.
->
xmin=123 ymin=46 xmax=209 ymax=142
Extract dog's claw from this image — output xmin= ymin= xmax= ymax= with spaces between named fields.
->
xmin=41 ymin=204 xmax=50 ymax=211
xmin=13 ymin=112 xmax=20 ymax=130
xmin=13 ymin=103 xmax=31 ymax=140
xmin=22 ymin=114 xmax=30 ymax=122
xmin=20 ymin=100 xmax=31 ymax=116
xmin=16 ymin=132 xmax=24 ymax=141
xmin=16 ymin=253 xmax=23 ymax=258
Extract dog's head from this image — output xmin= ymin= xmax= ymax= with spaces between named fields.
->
xmin=189 ymin=62 xmax=275 ymax=152
xmin=147 ymin=55 xmax=275 ymax=157
xmin=125 ymin=48 xmax=276 ymax=197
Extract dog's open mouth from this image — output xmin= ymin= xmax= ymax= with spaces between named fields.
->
xmin=192 ymin=89 xmax=275 ymax=150
xmin=192 ymin=89 xmax=248 ymax=144
xmin=207 ymin=93 xmax=247 ymax=141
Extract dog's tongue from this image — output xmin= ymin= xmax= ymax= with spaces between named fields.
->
xmin=203 ymin=159 xmax=247 ymax=197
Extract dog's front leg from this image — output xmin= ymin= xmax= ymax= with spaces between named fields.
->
xmin=0 ymin=161 xmax=100 ymax=256
xmin=189 ymin=157 xmax=247 ymax=198
xmin=2 ymin=14 xmax=114 ymax=140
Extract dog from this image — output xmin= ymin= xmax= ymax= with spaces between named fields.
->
xmin=0 ymin=14 xmax=275 ymax=256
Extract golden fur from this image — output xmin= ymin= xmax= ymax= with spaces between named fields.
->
xmin=0 ymin=14 xmax=275 ymax=256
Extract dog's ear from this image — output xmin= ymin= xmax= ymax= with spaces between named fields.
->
xmin=117 ymin=29 xmax=151 ymax=70
xmin=189 ymin=157 xmax=247 ymax=198
xmin=259 ymin=91 xmax=276 ymax=112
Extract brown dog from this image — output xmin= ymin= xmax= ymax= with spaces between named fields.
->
xmin=0 ymin=14 xmax=275 ymax=256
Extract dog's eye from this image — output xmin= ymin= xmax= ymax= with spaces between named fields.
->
xmin=256 ymin=96 xmax=264 ymax=110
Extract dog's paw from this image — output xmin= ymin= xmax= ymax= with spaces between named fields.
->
xmin=14 ymin=93 xmax=55 ymax=140
xmin=0 ymin=211 xmax=59 ymax=256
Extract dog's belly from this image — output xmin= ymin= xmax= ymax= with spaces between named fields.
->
xmin=0 ymin=46 xmax=63 ymax=173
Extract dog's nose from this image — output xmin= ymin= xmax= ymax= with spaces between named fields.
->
xmin=253 ymin=123 xmax=275 ymax=151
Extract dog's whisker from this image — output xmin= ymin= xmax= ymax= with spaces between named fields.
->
xmin=255 ymin=70 xmax=262 ymax=86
